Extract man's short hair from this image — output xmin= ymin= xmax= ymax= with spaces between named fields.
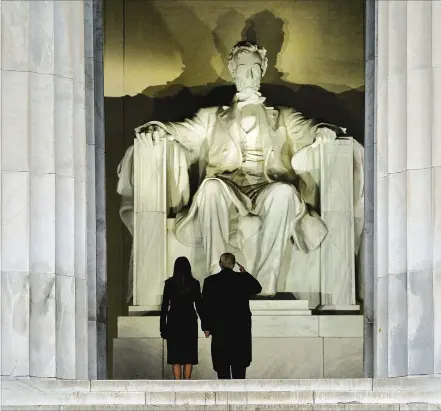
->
xmin=227 ymin=41 xmax=268 ymax=77
xmin=219 ymin=253 xmax=236 ymax=269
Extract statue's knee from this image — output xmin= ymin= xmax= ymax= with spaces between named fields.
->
xmin=199 ymin=179 xmax=222 ymax=198
xmin=268 ymin=182 xmax=296 ymax=200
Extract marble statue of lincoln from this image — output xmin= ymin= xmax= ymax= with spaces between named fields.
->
xmin=121 ymin=41 xmax=358 ymax=297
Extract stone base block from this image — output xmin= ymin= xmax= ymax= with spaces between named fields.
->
xmin=113 ymin=315 xmax=363 ymax=379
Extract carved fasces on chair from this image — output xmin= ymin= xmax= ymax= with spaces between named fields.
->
xmin=319 ymin=139 xmax=357 ymax=307
xmin=132 ymin=135 xmax=191 ymax=306
xmin=290 ymin=138 xmax=363 ymax=308
xmin=133 ymin=137 xmax=167 ymax=306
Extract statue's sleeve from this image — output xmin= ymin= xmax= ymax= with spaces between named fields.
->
xmin=116 ymin=145 xmax=135 ymax=235
xmin=160 ymin=108 xmax=209 ymax=158
xmin=353 ymin=140 xmax=365 ymax=254
xmin=282 ymin=108 xmax=321 ymax=153
xmin=282 ymin=108 xmax=346 ymax=153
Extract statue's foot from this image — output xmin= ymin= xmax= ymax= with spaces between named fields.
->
xmin=258 ymin=291 xmax=276 ymax=297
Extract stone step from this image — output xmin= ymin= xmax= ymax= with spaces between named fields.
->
xmin=1 ymin=405 xmax=439 ymax=411
xmin=2 ymin=390 xmax=441 ymax=406
xmin=91 ymin=378 xmax=375 ymax=391
xmin=5 ymin=377 xmax=440 ymax=393
xmin=3 ymin=378 xmax=441 ymax=407
xmin=2 ymin=406 xmax=440 ymax=411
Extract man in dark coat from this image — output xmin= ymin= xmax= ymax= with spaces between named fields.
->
xmin=201 ymin=253 xmax=262 ymax=379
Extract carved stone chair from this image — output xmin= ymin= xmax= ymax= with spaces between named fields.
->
xmin=118 ymin=137 xmax=364 ymax=309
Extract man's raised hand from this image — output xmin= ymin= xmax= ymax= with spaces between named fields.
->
xmin=236 ymin=262 xmax=245 ymax=272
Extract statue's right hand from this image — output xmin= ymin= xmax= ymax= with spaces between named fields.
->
xmin=135 ymin=124 xmax=169 ymax=146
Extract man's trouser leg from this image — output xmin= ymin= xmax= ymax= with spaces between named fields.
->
xmin=216 ymin=364 xmax=232 ymax=379
xmin=231 ymin=365 xmax=246 ymax=379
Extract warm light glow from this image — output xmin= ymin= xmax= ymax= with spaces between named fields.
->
xmin=104 ymin=0 xmax=364 ymax=97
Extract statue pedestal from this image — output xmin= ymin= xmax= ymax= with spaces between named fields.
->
xmin=128 ymin=299 xmax=311 ymax=317
xmin=319 ymin=304 xmax=361 ymax=311
xmin=113 ymin=300 xmax=363 ymax=379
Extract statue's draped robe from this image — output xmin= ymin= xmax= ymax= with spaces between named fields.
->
xmin=117 ymin=103 xmax=364 ymax=300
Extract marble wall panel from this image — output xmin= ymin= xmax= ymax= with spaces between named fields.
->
xmin=55 ymin=175 xmax=75 ymax=278
xmin=29 ymin=73 xmax=55 ymax=174
xmin=75 ymin=278 xmax=89 ymax=379
xmin=434 ymin=68 xmax=441 ymax=168
xmin=248 ymin=338 xmax=323 ymax=379
xmin=53 ymin=1 xmax=75 ymax=79
xmin=251 ymin=316 xmax=319 ymax=338
xmin=1 ymin=271 xmax=30 ymax=376
xmin=28 ymin=1 xmax=54 ymax=75
xmin=375 ymin=276 xmax=389 ymax=377
xmin=29 ymin=272 xmax=56 ymax=377
xmin=113 ymin=338 xmax=164 ymax=380
xmin=387 ymin=172 xmax=407 ymax=275
xmin=319 ymin=316 xmax=363 ymax=338
xmin=112 ymin=335 xmax=369 ymax=379
xmin=117 ymin=316 xmax=320 ymax=339
xmin=30 ymin=174 xmax=56 ymax=275
xmin=407 ymin=269 xmax=434 ymax=375
xmin=88 ymin=320 xmax=98 ymax=380
xmin=1 ymin=1 xmax=29 ymax=71
xmin=323 ymin=337 xmax=363 ymax=378
xmin=435 ymin=269 xmax=441 ymax=374
xmin=387 ymin=273 xmax=408 ymax=376
xmin=1 ymin=171 xmax=29 ymax=272
xmin=406 ymin=169 xmax=433 ymax=273
xmin=55 ymin=275 xmax=76 ymax=379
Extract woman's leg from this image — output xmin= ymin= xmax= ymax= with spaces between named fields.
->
xmin=172 ymin=364 xmax=182 ymax=380
xmin=183 ymin=364 xmax=193 ymax=380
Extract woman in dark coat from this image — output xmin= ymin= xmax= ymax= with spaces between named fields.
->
xmin=160 ymin=256 xmax=204 ymax=380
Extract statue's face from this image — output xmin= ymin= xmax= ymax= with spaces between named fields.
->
xmin=232 ymin=51 xmax=263 ymax=92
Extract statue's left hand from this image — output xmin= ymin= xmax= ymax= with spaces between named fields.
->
xmin=315 ymin=127 xmax=338 ymax=144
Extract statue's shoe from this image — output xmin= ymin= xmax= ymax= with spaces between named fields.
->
xmin=257 ymin=291 xmax=276 ymax=297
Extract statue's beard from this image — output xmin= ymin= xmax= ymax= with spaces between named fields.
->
xmin=235 ymin=78 xmax=261 ymax=92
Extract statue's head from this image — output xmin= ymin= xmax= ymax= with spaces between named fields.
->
xmin=227 ymin=41 xmax=268 ymax=92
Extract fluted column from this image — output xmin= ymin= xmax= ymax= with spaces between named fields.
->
xmin=0 ymin=0 xmax=105 ymax=379
xmin=84 ymin=0 xmax=107 ymax=380
xmin=374 ymin=0 xmax=441 ymax=377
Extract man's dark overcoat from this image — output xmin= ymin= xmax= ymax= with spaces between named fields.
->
xmin=202 ymin=268 xmax=262 ymax=371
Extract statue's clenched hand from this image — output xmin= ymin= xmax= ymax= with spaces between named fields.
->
xmin=315 ymin=127 xmax=337 ymax=144
xmin=135 ymin=123 xmax=172 ymax=146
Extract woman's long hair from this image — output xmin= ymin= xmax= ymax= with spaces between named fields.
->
xmin=171 ymin=256 xmax=194 ymax=295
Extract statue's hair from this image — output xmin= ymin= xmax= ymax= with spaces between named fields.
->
xmin=219 ymin=253 xmax=236 ymax=269
xmin=227 ymin=41 xmax=268 ymax=77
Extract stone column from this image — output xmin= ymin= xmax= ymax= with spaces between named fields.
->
xmin=84 ymin=0 xmax=107 ymax=380
xmin=0 ymin=0 xmax=105 ymax=379
xmin=374 ymin=0 xmax=441 ymax=377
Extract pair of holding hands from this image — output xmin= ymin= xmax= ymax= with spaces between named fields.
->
xmin=203 ymin=262 xmax=246 ymax=338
